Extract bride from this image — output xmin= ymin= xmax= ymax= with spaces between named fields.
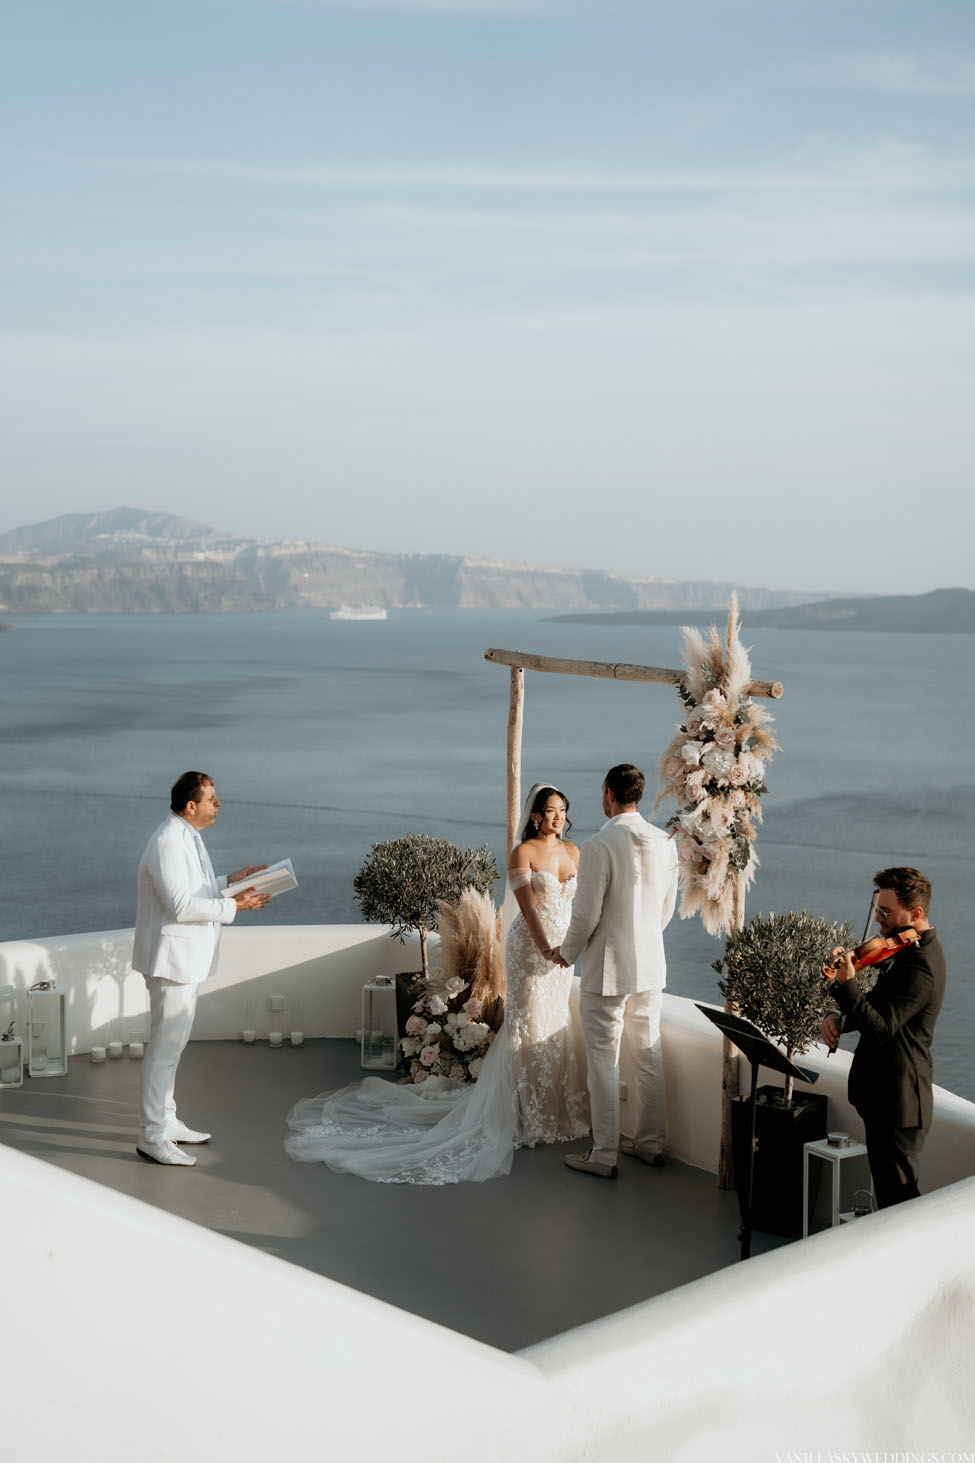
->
xmin=284 ymin=782 xmax=590 ymax=1183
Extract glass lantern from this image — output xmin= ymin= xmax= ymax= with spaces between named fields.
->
xmin=803 ymin=1134 xmax=874 ymax=1236
xmin=361 ymin=977 xmax=398 ymax=1070
xmin=28 ymin=979 xmax=68 ymax=1078
xmin=0 ymin=986 xmax=24 ymax=1089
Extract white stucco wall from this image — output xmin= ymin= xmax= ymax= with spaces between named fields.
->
xmin=1 ymin=1132 xmax=971 ymax=1462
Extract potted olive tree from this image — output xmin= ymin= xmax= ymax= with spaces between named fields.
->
xmin=353 ymin=834 xmax=499 ymax=1041
xmin=712 ymin=908 xmax=853 ymax=1236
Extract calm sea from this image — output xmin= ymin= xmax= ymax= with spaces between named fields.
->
xmin=1 ymin=610 xmax=971 ymax=1100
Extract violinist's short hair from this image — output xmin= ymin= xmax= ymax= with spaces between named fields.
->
xmin=874 ymin=866 xmax=931 ymax=914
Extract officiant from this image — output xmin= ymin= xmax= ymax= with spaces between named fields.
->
xmin=132 ymin=771 xmax=269 ymax=1167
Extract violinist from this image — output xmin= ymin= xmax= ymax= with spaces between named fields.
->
xmin=820 ymin=867 xmax=946 ymax=1209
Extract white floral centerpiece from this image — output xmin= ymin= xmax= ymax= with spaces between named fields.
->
xmin=399 ymin=887 xmax=504 ymax=1084
xmin=400 ymin=975 xmax=496 ymax=1084
xmin=656 ymin=594 xmax=778 ymax=938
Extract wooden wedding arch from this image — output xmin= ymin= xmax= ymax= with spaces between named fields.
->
xmin=484 ymin=642 xmax=785 ymax=1187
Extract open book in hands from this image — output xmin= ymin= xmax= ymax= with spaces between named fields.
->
xmin=225 ymin=858 xmax=298 ymax=900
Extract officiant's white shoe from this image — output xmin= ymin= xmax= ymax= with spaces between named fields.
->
xmin=564 ymin=1148 xmax=617 ymax=1180
xmin=169 ymin=1121 xmax=211 ymax=1144
xmin=136 ymin=1139 xmax=197 ymax=1167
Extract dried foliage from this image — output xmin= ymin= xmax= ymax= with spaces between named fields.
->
xmin=435 ymin=887 xmax=505 ymax=1016
xmin=656 ymin=593 xmax=779 ymax=937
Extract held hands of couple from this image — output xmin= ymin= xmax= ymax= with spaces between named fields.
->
xmin=541 ymin=944 xmax=568 ymax=967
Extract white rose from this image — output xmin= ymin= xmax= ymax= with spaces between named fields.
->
xmin=468 ymin=1057 xmax=484 ymax=1080
xmin=425 ymin=1022 xmax=442 ymax=1037
xmin=427 ymin=994 xmax=448 ymax=1016
xmin=680 ymin=740 xmax=706 ymax=767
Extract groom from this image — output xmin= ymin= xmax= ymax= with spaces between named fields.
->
xmin=552 ymin=764 xmax=679 ymax=1179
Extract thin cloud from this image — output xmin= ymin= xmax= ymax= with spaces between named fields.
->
xmin=801 ymin=49 xmax=975 ymax=96
xmin=31 ymin=149 xmax=975 ymax=194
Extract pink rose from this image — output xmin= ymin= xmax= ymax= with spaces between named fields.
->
xmin=463 ymin=998 xmax=484 ymax=1019
xmin=419 ymin=1045 xmax=438 ymax=1067
xmin=728 ymin=762 xmax=747 ymax=785
xmin=729 ymin=789 xmax=746 ymax=808
xmin=715 ymin=725 xmax=736 ymax=747
xmin=664 ymin=758 xmax=683 ymax=780
xmin=405 ymin=1015 xmax=426 ymax=1037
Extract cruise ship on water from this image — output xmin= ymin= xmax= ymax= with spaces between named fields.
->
xmin=329 ymin=604 xmax=388 ymax=620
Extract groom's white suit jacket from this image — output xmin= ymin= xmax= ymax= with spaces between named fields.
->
xmin=560 ymin=812 xmax=679 ymax=997
xmin=132 ymin=814 xmax=236 ymax=986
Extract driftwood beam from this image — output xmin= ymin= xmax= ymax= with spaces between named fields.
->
xmin=506 ymin=667 xmax=524 ymax=853
xmin=485 ymin=648 xmax=784 ymax=701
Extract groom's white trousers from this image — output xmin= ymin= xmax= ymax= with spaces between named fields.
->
xmin=140 ymin=976 xmax=200 ymax=1144
xmin=580 ymin=986 xmax=664 ymax=1166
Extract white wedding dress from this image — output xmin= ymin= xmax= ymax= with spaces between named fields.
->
xmin=285 ymin=870 xmax=590 ymax=1184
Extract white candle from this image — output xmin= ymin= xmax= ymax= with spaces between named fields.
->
xmin=268 ymin=1031 xmax=283 ymax=1048
xmin=107 ymin=1041 xmax=124 ymax=1059
xmin=1 ymin=1063 xmax=20 ymax=1084
xmin=241 ymin=1029 xmax=257 ymax=1044
xmin=290 ymin=1030 xmax=304 ymax=1047
xmin=128 ymin=1041 xmax=145 ymax=1059
xmin=91 ymin=1046 xmax=107 ymax=1063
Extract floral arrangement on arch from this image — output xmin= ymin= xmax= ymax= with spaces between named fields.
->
xmin=656 ymin=593 xmax=778 ymax=938
xmin=399 ymin=887 xmax=504 ymax=1084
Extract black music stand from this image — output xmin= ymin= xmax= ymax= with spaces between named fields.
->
xmin=697 ymin=1003 xmax=818 ymax=1261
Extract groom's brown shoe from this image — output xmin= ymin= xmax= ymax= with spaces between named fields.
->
xmin=564 ymin=1148 xmax=617 ymax=1179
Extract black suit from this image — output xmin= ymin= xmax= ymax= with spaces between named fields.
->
xmin=834 ymin=927 xmax=946 ymax=1207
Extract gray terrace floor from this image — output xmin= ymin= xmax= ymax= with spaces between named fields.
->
xmin=0 ymin=1039 xmax=790 ymax=1352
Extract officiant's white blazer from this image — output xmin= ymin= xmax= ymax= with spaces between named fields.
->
xmin=560 ymin=813 xmax=679 ymax=997
xmin=132 ymin=814 xmax=236 ymax=986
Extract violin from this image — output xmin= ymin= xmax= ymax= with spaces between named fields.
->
xmin=822 ymin=927 xmax=920 ymax=981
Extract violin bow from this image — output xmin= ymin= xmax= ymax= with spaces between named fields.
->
xmin=861 ymin=888 xmax=879 ymax=944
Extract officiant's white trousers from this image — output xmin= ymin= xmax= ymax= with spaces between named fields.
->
xmin=140 ymin=976 xmax=200 ymax=1144
xmin=580 ymin=986 xmax=664 ymax=1166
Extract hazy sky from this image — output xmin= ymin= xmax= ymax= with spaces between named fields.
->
xmin=2 ymin=0 xmax=973 ymax=597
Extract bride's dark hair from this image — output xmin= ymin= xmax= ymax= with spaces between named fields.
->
xmin=523 ymin=785 xmax=572 ymax=841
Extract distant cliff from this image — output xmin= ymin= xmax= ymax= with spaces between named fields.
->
xmin=0 ymin=507 xmax=825 ymax=616
xmin=551 ymin=587 xmax=975 ymax=633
